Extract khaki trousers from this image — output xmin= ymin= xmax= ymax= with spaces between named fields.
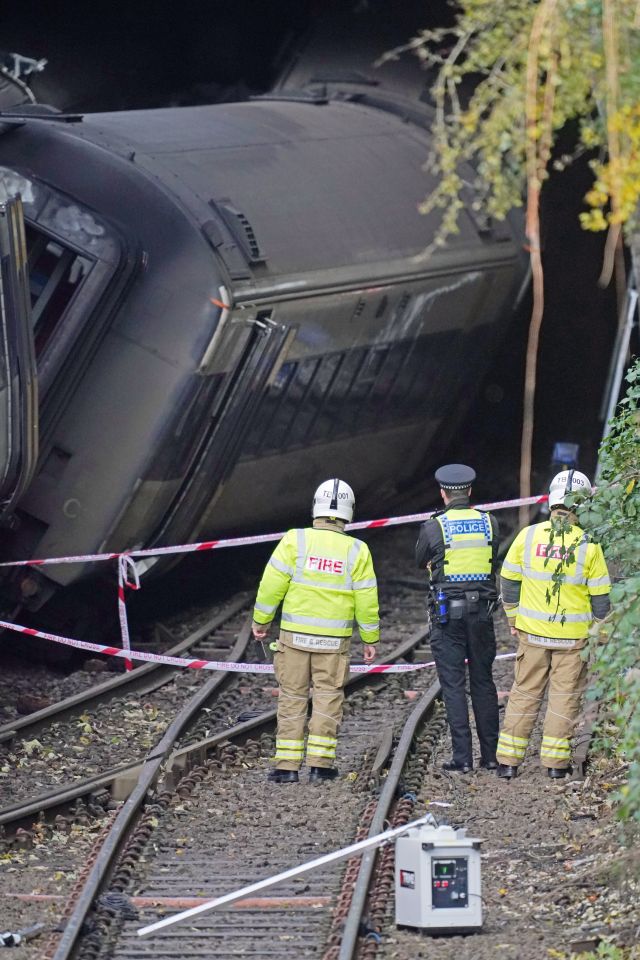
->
xmin=272 ymin=631 xmax=351 ymax=770
xmin=497 ymin=632 xmax=587 ymax=769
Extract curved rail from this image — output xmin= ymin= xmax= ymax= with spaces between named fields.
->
xmin=338 ymin=678 xmax=441 ymax=960
xmin=0 ymin=603 xmax=253 ymax=828
xmin=0 ymin=621 xmax=432 ymax=830
xmin=51 ymin=614 xmax=253 ymax=960
xmin=0 ymin=594 xmax=250 ymax=744
xmin=39 ymin=622 xmax=431 ymax=960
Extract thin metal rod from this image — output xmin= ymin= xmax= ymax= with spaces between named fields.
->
xmin=599 ymin=286 xmax=638 ymax=425
xmin=137 ymin=814 xmax=432 ymax=937
xmin=596 ymin=286 xmax=638 ymax=484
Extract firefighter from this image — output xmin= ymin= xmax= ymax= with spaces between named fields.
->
xmin=497 ymin=470 xmax=611 ymax=779
xmin=252 ymin=479 xmax=380 ymax=784
xmin=416 ymin=464 xmax=500 ymax=773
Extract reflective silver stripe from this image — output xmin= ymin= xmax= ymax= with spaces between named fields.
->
xmin=353 ymin=578 xmax=377 ymax=590
xmin=447 ymin=538 xmax=492 ymax=550
xmin=296 ymin=529 xmax=306 ymax=579
xmin=281 ymin=613 xmax=353 ymax=630
xmin=574 ymin=539 xmax=588 ymax=582
xmin=512 ymin=568 xmax=588 ymax=585
xmin=344 ymin=539 xmax=362 ymax=591
xmin=254 ymin=601 xmax=278 ymax=614
xmin=359 ymin=622 xmax=379 ymax=633
xmin=290 ymin=576 xmax=350 ymax=591
xmin=270 ymin=556 xmax=294 ymax=576
xmin=522 ymin=525 xmax=537 ymax=574
xmin=587 ymin=575 xmax=611 ymax=588
xmin=502 ymin=560 xmax=521 ymax=574
xmin=518 ymin=605 xmax=592 ymax=623
xmin=306 ymin=745 xmax=336 ymax=758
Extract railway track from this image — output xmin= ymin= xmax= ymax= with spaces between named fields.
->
xmin=1 ymin=589 xmax=603 ymax=959
xmin=0 ymin=597 xmax=257 ymax=822
xmin=44 ymin=633 xmax=445 ymax=960
xmin=0 ymin=580 xmax=430 ymax=833
xmin=0 ymin=593 xmax=252 ymax=745
xmin=0 ymin=571 xmax=437 ymax=958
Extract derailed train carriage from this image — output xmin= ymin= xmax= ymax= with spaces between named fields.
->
xmin=0 ymin=85 xmax=526 ymax=623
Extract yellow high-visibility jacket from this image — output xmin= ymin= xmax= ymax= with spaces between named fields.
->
xmin=501 ymin=518 xmax=610 ymax=640
xmin=253 ymin=527 xmax=379 ymax=643
xmin=435 ymin=508 xmax=493 ymax=583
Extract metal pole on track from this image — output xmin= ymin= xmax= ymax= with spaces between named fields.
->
xmin=136 ymin=815 xmax=434 ymax=938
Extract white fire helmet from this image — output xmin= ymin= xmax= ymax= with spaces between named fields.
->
xmin=312 ymin=479 xmax=355 ymax=522
xmin=548 ymin=469 xmax=593 ymax=509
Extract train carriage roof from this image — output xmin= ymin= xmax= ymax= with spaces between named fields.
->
xmin=73 ymin=98 xmax=490 ymax=279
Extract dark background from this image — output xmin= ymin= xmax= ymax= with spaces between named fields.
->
xmin=0 ymin=0 xmax=624 ymax=499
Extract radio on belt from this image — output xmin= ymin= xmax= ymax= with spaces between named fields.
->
xmin=395 ymin=823 xmax=483 ymax=933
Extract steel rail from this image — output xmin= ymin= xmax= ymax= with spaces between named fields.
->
xmin=50 ymin=614 xmax=253 ymax=960
xmin=338 ymin=677 xmax=442 ymax=960
xmin=0 ymin=622 xmax=431 ymax=830
xmin=42 ymin=623 xmax=431 ymax=960
xmin=0 ymin=593 xmax=250 ymax=744
xmin=0 ymin=602 xmax=252 ymax=828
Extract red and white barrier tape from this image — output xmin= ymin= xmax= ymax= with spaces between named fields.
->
xmin=0 ymin=494 xmax=547 ymax=569
xmin=0 ymin=492 xmax=546 ymax=668
xmin=0 ymin=617 xmax=516 ymax=674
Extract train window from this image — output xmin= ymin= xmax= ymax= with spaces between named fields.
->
xmin=367 ymin=341 xmax=410 ymax=417
xmin=239 ymin=330 xmax=460 ymax=462
xmin=242 ymin=360 xmax=297 ymax=457
xmin=287 ymin=352 xmax=342 ymax=447
xmin=309 ymin=348 xmax=367 ymax=444
xmin=25 ymin=224 xmax=92 ymax=357
xmin=261 ymin=357 xmax=321 ymax=453
xmin=343 ymin=346 xmax=389 ymax=431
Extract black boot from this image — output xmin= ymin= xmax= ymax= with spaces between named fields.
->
xmin=442 ymin=760 xmax=473 ymax=774
xmin=480 ymin=759 xmax=498 ymax=770
xmin=547 ymin=767 xmax=571 ymax=779
xmin=308 ymin=766 xmax=339 ymax=782
xmin=496 ymin=764 xmax=518 ymax=779
xmin=268 ymin=768 xmax=299 ymax=783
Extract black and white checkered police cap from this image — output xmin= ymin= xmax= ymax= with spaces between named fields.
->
xmin=434 ymin=464 xmax=476 ymax=491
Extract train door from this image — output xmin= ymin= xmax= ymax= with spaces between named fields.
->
xmin=148 ymin=310 xmax=292 ymax=547
xmin=0 ymin=196 xmax=38 ymax=522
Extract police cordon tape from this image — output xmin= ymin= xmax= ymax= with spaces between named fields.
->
xmin=0 ymin=493 xmax=548 ymax=569
xmin=0 ymin=616 xmax=517 ymax=674
xmin=0 ymin=492 xmax=547 ymax=666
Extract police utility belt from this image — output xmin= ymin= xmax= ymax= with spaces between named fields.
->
xmin=435 ymin=590 xmax=492 ymax=621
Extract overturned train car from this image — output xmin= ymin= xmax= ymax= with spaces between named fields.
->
xmin=0 ymin=91 xmax=525 ymax=619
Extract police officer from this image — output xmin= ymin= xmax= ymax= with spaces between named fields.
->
xmin=252 ymin=479 xmax=380 ymax=784
xmin=497 ymin=470 xmax=611 ymax=779
xmin=416 ymin=464 xmax=500 ymax=773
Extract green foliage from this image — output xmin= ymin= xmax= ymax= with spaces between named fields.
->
xmin=573 ymin=941 xmax=640 ymax=959
xmin=392 ymin=0 xmax=640 ymax=245
xmin=577 ymin=358 xmax=640 ymax=820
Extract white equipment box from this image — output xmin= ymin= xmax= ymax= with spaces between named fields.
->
xmin=395 ymin=823 xmax=483 ymax=933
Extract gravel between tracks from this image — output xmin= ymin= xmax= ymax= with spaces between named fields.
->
xmin=0 ymin=528 xmax=637 ymax=956
xmin=379 ymin=618 xmax=640 ymax=960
